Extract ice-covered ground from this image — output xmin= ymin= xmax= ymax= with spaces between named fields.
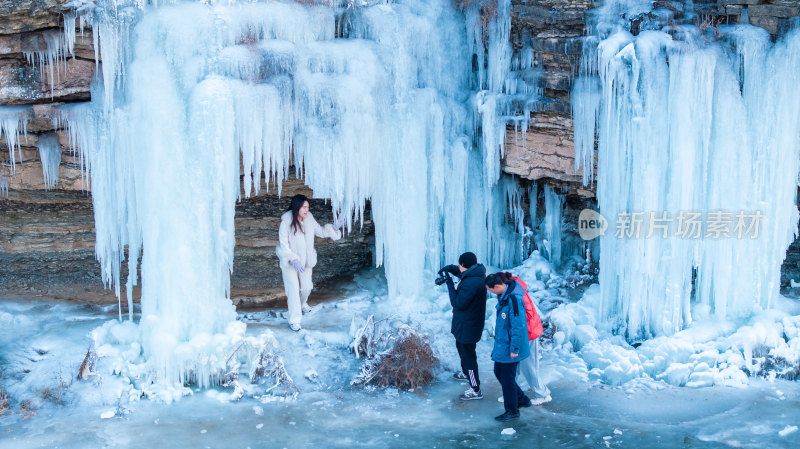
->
xmin=2 ymin=256 xmax=800 ymax=447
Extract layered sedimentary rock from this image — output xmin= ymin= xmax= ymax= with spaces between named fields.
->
xmin=0 ymin=175 xmax=374 ymax=307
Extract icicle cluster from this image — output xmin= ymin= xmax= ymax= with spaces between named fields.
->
xmin=572 ymin=2 xmax=800 ymax=340
xmin=36 ymin=134 xmax=62 ymax=190
xmin=0 ymin=106 xmax=30 ymax=173
xmin=23 ymin=13 xmax=81 ymax=97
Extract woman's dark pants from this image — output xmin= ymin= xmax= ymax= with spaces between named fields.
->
xmin=494 ymin=361 xmax=530 ymax=413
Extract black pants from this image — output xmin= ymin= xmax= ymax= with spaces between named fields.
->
xmin=494 ymin=361 xmax=530 ymax=414
xmin=456 ymin=341 xmax=480 ymax=391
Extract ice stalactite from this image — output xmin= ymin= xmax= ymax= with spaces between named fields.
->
xmin=44 ymin=0 xmax=535 ymax=390
xmin=572 ymin=1 xmax=800 ymax=340
xmin=571 ymin=76 xmax=600 ymax=186
xmin=528 ymin=182 xmax=538 ymax=229
xmin=0 ymin=106 xmax=30 ymax=174
xmin=543 ymin=185 xmax=564 ymax=266
xmin=36 ymin=134 xmax=62 ymax=190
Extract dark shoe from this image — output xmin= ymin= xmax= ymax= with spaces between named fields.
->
xmin=518 ymin=401 xmax=532 ymax=408
xmin=494 ymin=411 xmax=520 ymax=422
xmin=453 ymin=371 xmax=468 ymax=382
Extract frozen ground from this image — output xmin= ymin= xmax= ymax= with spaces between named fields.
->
xmin=1 ymin=260 xmax=800 ymax=448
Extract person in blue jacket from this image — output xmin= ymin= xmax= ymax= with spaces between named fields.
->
xmin=439 ymin=252 xmax=487 ymax=401
xmin=486 ymin=273 xmax=532 ymax=421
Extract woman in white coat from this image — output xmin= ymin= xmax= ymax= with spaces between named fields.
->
xmin=276 ymin=194 xmax=342 ymax=331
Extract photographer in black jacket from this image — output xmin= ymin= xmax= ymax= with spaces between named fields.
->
xmin=439 ymin=252 xmax=487 ymax=400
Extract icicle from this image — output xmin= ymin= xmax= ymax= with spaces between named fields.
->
xmin=36 ymin=134 xmax=61 ymax=190
xmin=0 ymin=106 xmax=30 ymax=174
xmin=0 ymin=174 xmax=8 ymax=197
xmin=543 ymin=185 xmax=564 ymax=265
xmin=528 ymin=182 xmax=538 ymax=230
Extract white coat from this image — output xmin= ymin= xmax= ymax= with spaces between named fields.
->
xmin=276 ymin=210 xmax=341 ymax=270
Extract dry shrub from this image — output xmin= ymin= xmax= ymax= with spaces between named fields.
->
xmin=695 ymin=14 xmax=724 ymax=40
xmin=352 ymin=322 xmax=439 ymax=390
xmin=78 ymin=347 xmax=96 ymax=380
xmin=249 ymin=337 xmax=299 ymax=397
xmin=237 ymin=28 xmax=260 ymax=46
xmin=0 ymin=388 xmax=9 ymax=416
xmin=371 ymin=332 xmax=438 ymax=390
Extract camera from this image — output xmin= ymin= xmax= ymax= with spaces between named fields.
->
xmin=435 ymin=272 xmax=449 ymax=286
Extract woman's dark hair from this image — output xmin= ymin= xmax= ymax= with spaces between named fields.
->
xmin=493 ymin=272 xmax=513 ymax=283
xmin=287 ymin=194 xmax=309 ymax=235
xmin=485 ymin=274 xmax=505 ymax=288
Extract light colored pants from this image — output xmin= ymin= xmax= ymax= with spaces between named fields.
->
xmin=281 ymin=266 xmax=313 ymax=326
xmin=518 ymin=339 xmax=550 ymax=399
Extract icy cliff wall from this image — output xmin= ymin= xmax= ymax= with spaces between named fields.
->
xmin=504 ymin=0 xmax=800 ymax=191
xmin=2 ymin=0 xmax=799 ymax=303
xmin=570 ymin=0 xmax=800 ymax=341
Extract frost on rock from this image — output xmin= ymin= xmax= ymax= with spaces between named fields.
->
xmin=572 ymin=1 xmax=800 ymax=341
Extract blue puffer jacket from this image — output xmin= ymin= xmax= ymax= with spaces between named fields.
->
xmin=491 ymin=280 xmax=531 ymax=364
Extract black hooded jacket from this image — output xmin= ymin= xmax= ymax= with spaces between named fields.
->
xmin=446 ymin=264 xmax=487 ymax=344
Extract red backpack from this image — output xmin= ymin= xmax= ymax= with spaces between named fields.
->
xmin=510 ymin=275 xmax=543 ymax=340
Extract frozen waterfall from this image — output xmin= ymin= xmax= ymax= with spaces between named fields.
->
xmin=39 ymin=0 xmax=532 ymax=388
xmin=572 ymin=2 xmax=800 ymax=340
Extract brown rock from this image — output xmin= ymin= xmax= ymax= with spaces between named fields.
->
xmin=718 ymin=0 xmax=763 ymax=6
xmin=749 ymin=15 xmax=780 ymax=34
xmin=747 ymin=4 xmax=800 ymax=18
xmin=503 ymin=125 xmax=586 ymax=184
xmin=0 ymin=0 xmax=70 ymax=35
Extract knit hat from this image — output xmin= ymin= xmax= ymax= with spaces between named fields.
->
xmin=458 ymin=251 xmax=478 ymax=269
